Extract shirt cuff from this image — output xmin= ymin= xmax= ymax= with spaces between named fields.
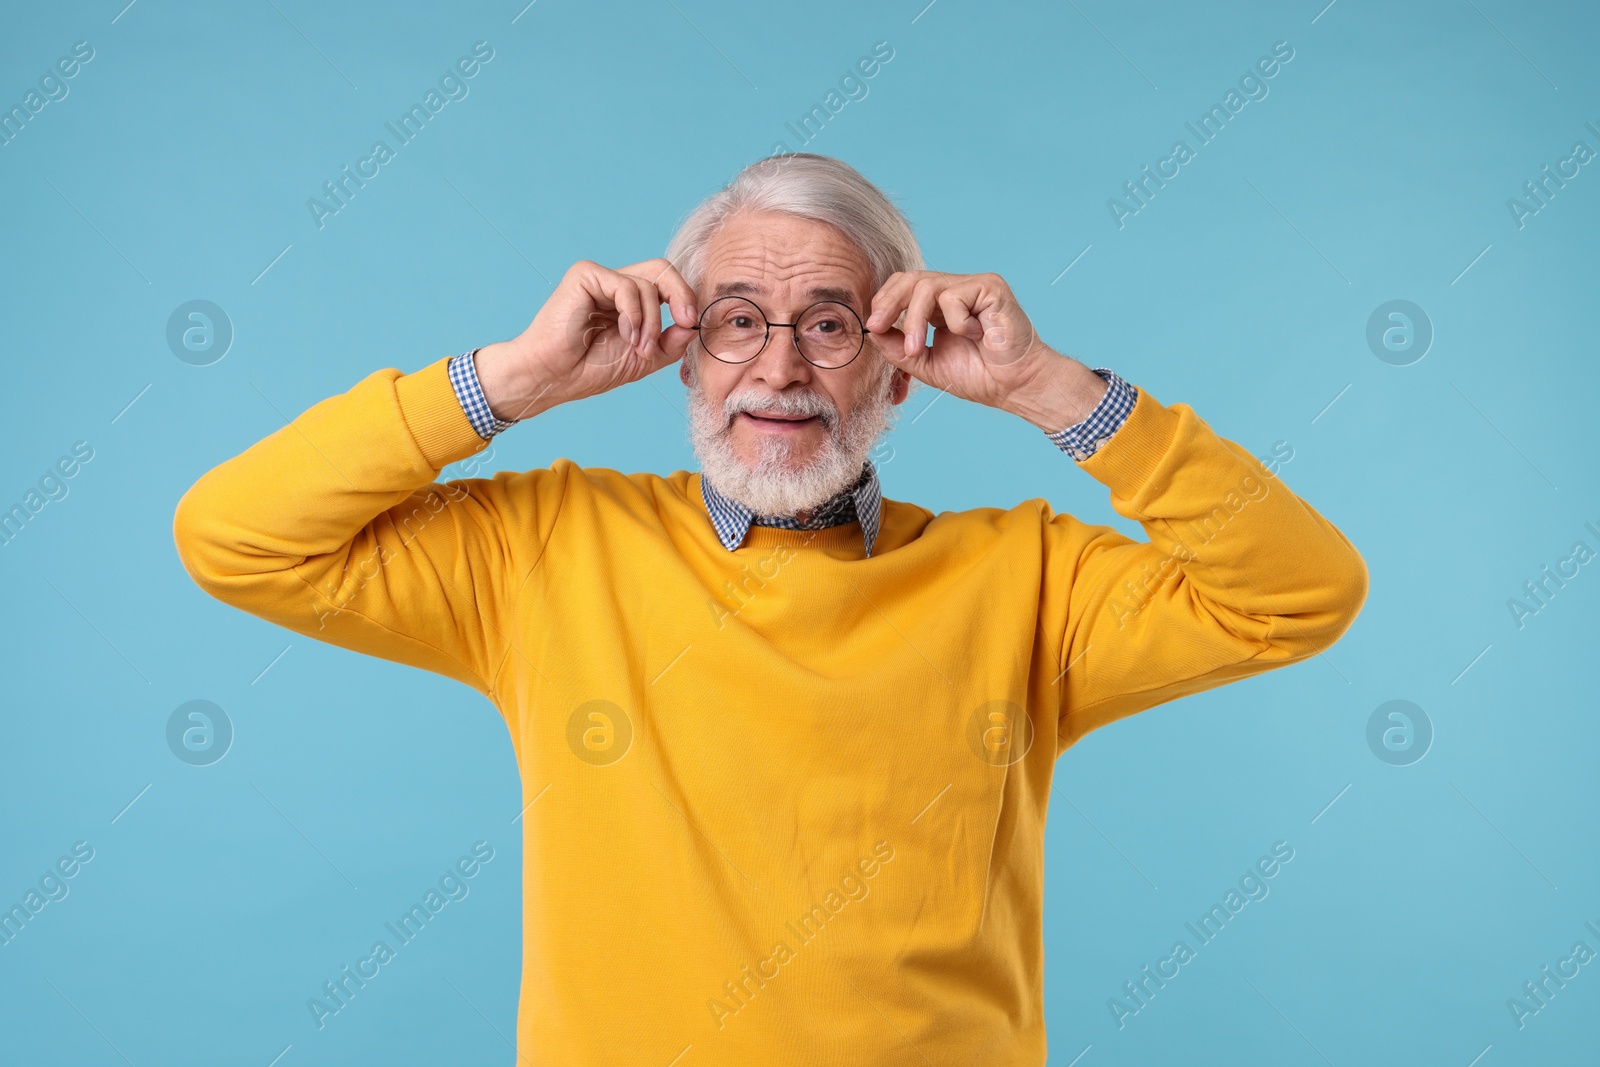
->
xmin=448 ymin=349 xmax=518 ymax=441
xmin=1044 ymin=368 xmax=1138 ymax=462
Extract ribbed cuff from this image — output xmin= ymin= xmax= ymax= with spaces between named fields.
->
xmin=1075 ymin=384 xmax=1182 ymax=496
xmin=394 ymin=357 xmax=493 ymax=470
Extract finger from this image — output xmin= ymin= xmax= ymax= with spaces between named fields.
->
xmin=634 ymin=258 xmax=699 ymax=328
xmin=621 ymin=258 xmax=698 ymax=332
xmin=631 ymin=276 xmax=662 ymax=357
xmin=870 ymin=324 xmax=939 ymax=386
xmin=937 ymin=288 xmax=982 ymax=341
xmin=866 ymin=270 xmax=922 ymax=334
xmin=900 ymin=278 xmax=946 ymax=358
xmin=653 ymin=322 xmax=695 ymax=367
xmin=871 ymin=324 xmax=909 ymax=360
xmin=592 ymin=270 xmax=644 ymax=350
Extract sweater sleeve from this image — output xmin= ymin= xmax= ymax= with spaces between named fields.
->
xmin=172 ymin=357 xmax=567 ymax=698
xmin=1043 ymin=384 xmax=1369 ymax=748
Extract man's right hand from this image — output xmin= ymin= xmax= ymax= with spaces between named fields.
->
xmin=473 ymin=258 xmax=699 ymax=423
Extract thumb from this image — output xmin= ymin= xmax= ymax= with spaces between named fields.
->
xmin=870 ymin=326 xmax=927 ymax=376
xmin=871 ymin=325 xmax=912 ymax=363
xmin=649 ymin=323 xmax=695 ymax=372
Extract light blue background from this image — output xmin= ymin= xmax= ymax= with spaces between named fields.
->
xmin=2 ymin=1 xmax=1596 ymax=1063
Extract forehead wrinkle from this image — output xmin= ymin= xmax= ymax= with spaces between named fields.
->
xmin=700 ymin=212 xmax=874 ymax=311
xmin=703 ymin=247 xmax=871 ymax=312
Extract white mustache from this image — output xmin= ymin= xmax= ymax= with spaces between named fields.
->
xmin=722 ymin=389 xmax=837 ymax=428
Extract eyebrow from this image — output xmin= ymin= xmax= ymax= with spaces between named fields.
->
xmin=712 ymin=281 xmax=860 ymax=307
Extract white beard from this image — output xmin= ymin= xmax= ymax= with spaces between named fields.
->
xmin=685 ymin=355 xmax=899 ymax=517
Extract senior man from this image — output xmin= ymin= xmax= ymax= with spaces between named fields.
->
xmin=174 ymin=153 xmax=1366 ymax=1064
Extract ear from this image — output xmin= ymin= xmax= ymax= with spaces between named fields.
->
xmin=890 ymin=367 xmax=911 ymax=405
xmin=679 ymin=355 xmax=693 ymax=387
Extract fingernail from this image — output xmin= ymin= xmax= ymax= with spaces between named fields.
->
xmin=686 ymin=303 xmax=698 ymax=322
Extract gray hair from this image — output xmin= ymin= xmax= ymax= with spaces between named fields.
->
xmin=665 ymin=153 xmax=923 ymax=295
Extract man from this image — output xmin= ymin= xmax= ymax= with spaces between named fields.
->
xmin=174 ymin=153 xmax=1366 ymax=1064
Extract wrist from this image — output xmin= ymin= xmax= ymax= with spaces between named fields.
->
xmin=1003 ymin=352 xmax=1109 ymax=433
xmin=474 ymin=340 xmax=559 ymax=423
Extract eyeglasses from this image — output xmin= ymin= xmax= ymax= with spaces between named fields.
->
xmin=689 ymin=296 xmax=866 ymax=369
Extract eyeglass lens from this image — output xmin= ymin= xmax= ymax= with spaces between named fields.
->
xmin=698 ymin=297 xmax=864 ymax=367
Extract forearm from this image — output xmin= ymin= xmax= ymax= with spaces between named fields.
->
xmin=1068 ymin=386 xmax=1368 ymax=665
xmin=172 ymin=359 xmax=499 ymax=654
xmin=1047 ymin=382 xmax=1368 ymax=742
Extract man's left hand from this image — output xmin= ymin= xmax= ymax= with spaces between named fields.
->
xmin=865 ymin=270 xmax=1107 ymax=431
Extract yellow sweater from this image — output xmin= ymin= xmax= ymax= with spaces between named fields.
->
xmin=173 ymin=357 xmax=1366 ymax=1065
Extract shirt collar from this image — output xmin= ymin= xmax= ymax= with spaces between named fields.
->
xmin=699 ymin=460 xmax=882 ymax=558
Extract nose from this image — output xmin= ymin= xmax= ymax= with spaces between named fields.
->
xmin=748 ymin=323 xmax=812 ymax=391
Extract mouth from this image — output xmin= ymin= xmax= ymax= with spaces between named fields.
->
xmin=739 ymin=411 xmax=821 ymax=430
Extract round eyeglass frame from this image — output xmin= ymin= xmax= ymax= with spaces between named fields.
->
xmin=689 ymin=296 xmax=867 ymax=369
